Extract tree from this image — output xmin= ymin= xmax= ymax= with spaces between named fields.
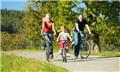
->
xmin=22 ymin=0 xmax=120 ymax=51
xmin=1 ymin=9 xmax=24 ymax=34
xmin=22 ymin=0 xmax=76 ymax=48
xmin=81 ymin=0 xmax=120 ymax=51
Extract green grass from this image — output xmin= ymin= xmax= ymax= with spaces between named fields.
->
xmin=1 ymin=54 xmax=69 ymax=72
xmin=92 ymin=51 xmax=120 ymax=57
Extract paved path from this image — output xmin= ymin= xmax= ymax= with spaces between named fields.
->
xmin=2 ymin=51 xmax=120 ymax=72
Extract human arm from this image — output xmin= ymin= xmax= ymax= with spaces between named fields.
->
xmin=85 ymin=24 xmax=92 ymax=34
xmin=52 ymin=23 xmax=56 ymax=35
xmin=67 ymin=33 xmax=72 ymax=42
xmin=75 ymin=23 xmax=80 ymax=32
xmin=56 ymin=33 xmax=61 ymax=42
xmin=41 ymin=19 xmax=45 ymax=34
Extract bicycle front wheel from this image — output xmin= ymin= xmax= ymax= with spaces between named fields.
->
xmin=61 ymin=48 xmax=67 ymax=62
xmin=80 ymin=41 xmax=91 ymax=59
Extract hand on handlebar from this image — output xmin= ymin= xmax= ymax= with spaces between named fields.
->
xmin=54 ymin=32 xmax=56 ymax=36
xmin=89 ymin=33 xmax=94 ymax=37
xmin=41 ymin=31 xmax=43 ymax=35
xmin=56 ymin=39 xmax=59 ymax=42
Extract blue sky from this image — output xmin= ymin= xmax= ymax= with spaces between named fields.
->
xmin=1 ymin=0 xmax=86 ymax=12
xmin=1 ymin=0 xmax=28 ymax=11
xmin=71 ymin=2 xmax=86 ymax=13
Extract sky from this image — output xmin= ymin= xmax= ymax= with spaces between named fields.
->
xmin=1 ymin=0 xmax=28 ymax=11
xmin=1 ymin=0 xmax=86 ymax=12
xmin=71 ymin=2 xmax=86 ymax=13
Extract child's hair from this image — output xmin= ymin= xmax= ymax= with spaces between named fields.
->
xmin=61 ymin=25 xmax=67 ymax=32
xmin=61 ymin=25 xmax=65 ymax=28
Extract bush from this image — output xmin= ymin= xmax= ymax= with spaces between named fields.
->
xmin=1 ymin=32 xmax=26 ymax=51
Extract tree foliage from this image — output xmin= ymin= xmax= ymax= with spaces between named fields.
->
xmin=81 ymin=1 xmax=120 ymax=51
xmin=1 ymin=0 xmax=120 ymax=51
xmin=1 ymin=9 xmax=24 ymax=34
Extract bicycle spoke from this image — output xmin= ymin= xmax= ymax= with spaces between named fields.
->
xmin=80 ymin=41 xmax=91 ymax=59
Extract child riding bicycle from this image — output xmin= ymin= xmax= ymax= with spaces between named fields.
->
xmin=57 ymin=25 xmax=72 ymax=62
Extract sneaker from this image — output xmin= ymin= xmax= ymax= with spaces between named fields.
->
xmin=58 ymin=52 xmax=61 ymax=55
xmin=59 ymin=53 xmax=61 ymax=55
xmin=62 ymin=58 xmax=64 ymax=62
xmin=41 ymin=47 xmax=45 ymax=50
xmin=72 ymin=41 xmax=75 ymax=45
xmin=64 ymin=58 xmax=67 ymax=62
xmin=66 ymin=53 xmax=70 ymax=57
xmin=58 ymin=49 xmax=61 ymax=55
xmin=62 ymin=57 xmax=67 ymax=62
xmin=50 ymin=54 xmax=54 ymax=59
xmin=46 ymin=59 xmax=50 ymax=62
xmin=46 ymin=53 xmax=50 ymax=62
xmin=75 ymin=56 xmax=78 ymax=59
xmin=81 ymin=56 xmax=84 ymax=59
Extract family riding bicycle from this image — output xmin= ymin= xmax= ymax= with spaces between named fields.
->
xmin=41 ymin=14 xmax=92 ymax=62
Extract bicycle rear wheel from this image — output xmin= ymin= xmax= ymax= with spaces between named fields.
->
xmin=80 ymin=41 xmax=91 ymax=59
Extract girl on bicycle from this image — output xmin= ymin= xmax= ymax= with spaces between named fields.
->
xmin=57 ymin=25 xmax=72 ymax=62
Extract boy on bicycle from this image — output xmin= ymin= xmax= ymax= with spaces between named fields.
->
xmin=57 ymin=25 xmax=72 ymax=62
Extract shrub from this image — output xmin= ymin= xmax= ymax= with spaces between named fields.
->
xmin=1 ymin=32 xmax=26 ymax=51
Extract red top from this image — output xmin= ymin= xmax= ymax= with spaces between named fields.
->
xmin=43 ymin=19 xmax=53 ymax=33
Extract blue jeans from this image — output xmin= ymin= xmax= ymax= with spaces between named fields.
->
xmin=43 ymin=32 xmax=53 ymax=55
xmin=72 ymin=31 xmax=84 ymax=57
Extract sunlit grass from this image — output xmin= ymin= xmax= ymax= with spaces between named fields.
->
xmin=91 ymin=51 xmax=120 ymax=57
xmin=1 ymin=54 xmax=69 ymax=72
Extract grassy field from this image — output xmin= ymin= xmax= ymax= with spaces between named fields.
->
xmin=92 ymin=51 xmax=120 ymax=57
xmin=1 ymin=54 xmax=69 ymax=72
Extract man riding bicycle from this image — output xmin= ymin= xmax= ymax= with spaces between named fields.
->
xmin=72 ymin=15 xmax=92 ymax=59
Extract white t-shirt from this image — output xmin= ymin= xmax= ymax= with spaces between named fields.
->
xmin=60 ymin=32 xmax=68 ymax=41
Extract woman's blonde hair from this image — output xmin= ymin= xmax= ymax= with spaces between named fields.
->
xmin=45 ymin=14 xmax=50 ymax=18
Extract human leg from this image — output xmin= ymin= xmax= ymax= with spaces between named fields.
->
xmin=47 ymin=33 xmax=54 ymax=59
xmin=72 ymin=31 xmax=80 ymax=58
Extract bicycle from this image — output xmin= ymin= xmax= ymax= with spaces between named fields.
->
xmin=57 ymin=40 xmax=68 ymax=62
xmin=80 ymin=33 xmax=93 ymax=59
xmin=42 ymin=32 xmax=53 ymax=62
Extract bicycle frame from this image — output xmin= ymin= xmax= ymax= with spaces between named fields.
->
xmin=60 ymin=40 xmax=67 ymax=62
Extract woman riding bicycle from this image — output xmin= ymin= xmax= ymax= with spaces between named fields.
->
xmin=41 ymin=14 xmax=56 ymax=62
xmin=72 ymin=15 xmax=92 ymax=59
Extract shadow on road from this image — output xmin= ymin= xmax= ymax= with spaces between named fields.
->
xmin=53 ymin=56 xmax=120 ymax=63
